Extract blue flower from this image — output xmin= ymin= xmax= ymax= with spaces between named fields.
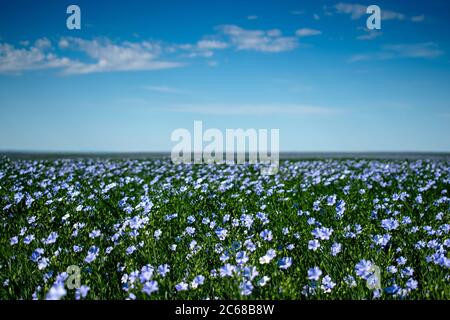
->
xmin=84 ymin=246 xmax=99 ymax=263
xmin=126 ymin=245 xmax=137 ymax=255
xmin=313 ymin=200 xmax=320 ymax=211
xmin=327 ymin=195 xmax=337 ymax=206
xmin=257 ymin=276 xmax=270 ymax=287
xmin=402 ymin=216 xmax=412 ymax=225
xmin=127 ymin=293 xmax=136 ymax=300
xmin=415 ymin=194 xmax=423 ymax=204
xmin=387 ymin=265 xmax=398 ymax=274
xmin=219 ymin=264 xmax=235 ymax=277
xmin=240 ymin=214 xmax=254 ymax=228
xmin=143 ymin=280 xmax=159 ymax=295
xmin=321 ymin=275 xmax=336 ymax=293
xmin=373 ymin=289 xmax=382 ymax=299
xmin=14 ymin=192 xmax=24 ymax=204
xmin=344 ymin=275 xmax=357 ymax=287
xmin=239 ymin=280 xmax=253 ymax=296
xmin=31 ymin=248 xmax=44 ymax=262
xmin=381 ymin=218 xmax=399 ymax=231
xmin=259 ymin=249 xmax=276 ymax=264
xmin=401 ymin=267 xmax=414 ymax=277
xmin=154 ymin=229 xmax=162 ymax=239
xmin=308 ymin=239 xmax=320 ymax=251
xmin=23 ymin=234 xmax=34 ymax=245
xmin=331 ymin=243 xmax=342 ymax=256
xmin=84 ymin=253 xmax=96 ymax=264
xmin=396 ymin=256 xmax=407 ymax=265
xmin=278 ymin=257 xmax=293 ymax=270
xmin=175 ymin=282 xmax=189 ymax=291
xmin=220 ymin=252 xmax=230 ymax=262
xmin=243 ymin=266 xmax=259 ymax=280
xmin=215 ymin=227 xmax=228 ymax=240
xmin=45 ymin=284 xmax=66 ymax=300
xmin=406 ymin=278 xmax=418 ymax=290
xmin=312 ymin=227 xmax=333 ymax=240
xmin=75 ymin=285 xmax=90 ymax=300
xmin=236 ymin=251 xmax=249 ymax=265
xmin=89 ymin=229 xmax=101 ymax=239
xmin=27 ymin=216 xmax=36 ymax=224
xmin=385 ymin=284 xmax=400 ymax=295
xmin=355 ymin=259 xmax=373 ymax=280
xmin=373 ymin=234 xmax=391 ymax=247
xmin=336 ymin=200 xmax=346 ymax=218
xmin=260 ymin=229 xmax=273 ymax=241
xmin=139 ymin=267 xmax=154 ymax=283
xmin=38 ymin=257 xmax=49 ymax=270
xmin=43 ymin=232 xmax=58 ymax=245
xmin=158 ymin=264 xmax=170 ymax=277
xmin=366 ymin=274 xmax=380 ymax=289
xmin=244 ymin=239 xmax=256 ymax=252
xmin=307 ymin=267 xmax=322 ymax=281
xmin=191 ymin=275 xmax=205 ymax=289
xmin=185 ymin=226 xmax=196 ymax=236
xmin=10 ymin=236 xmax=18 ymax=245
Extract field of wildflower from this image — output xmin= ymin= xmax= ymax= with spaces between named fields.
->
xmin=0 ymin=157 xmax=449 ymax=300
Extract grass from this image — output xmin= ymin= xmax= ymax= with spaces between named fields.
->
xmin=0 ymin=157 xmax=449 ymax=300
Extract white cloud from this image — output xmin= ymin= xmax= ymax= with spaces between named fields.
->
xmin=176 ymin=38 xmax=228 ymax=58
xmin=217 ymin=25 xmax=298 ymax=53
xmin=383 ymin=43 xmax=443 ymax=58
xmin=196 ymin=39 xmax=228 ymax=50
xmin=207 ymin=60 xmax=218 ymax=67
xmin=267 ymin=29 xmax=282 ymax=37
xmin=58 ymin=38 xmax=70 ymax=49
xmin=349 ymin=42 xmax=444 ymax=62
xmin=247 ymin=15 xmax=258 ymax=20
xmin=334 ymin=3 xmax=405 ymax=21
xmin=411 ymin=15 xmax=425 ymax=22
xmin=165 ymin=103 xmax=339 ymax=116
xmin=381 ymin=11 xmax=405 ymax=21
xmin=34 ymin=38 xmax=52 ymax=49
xmin=356 ymin=29 xmax=382 ymax=40
xmin=334 ymin=3 xmax=367 ymax=19
xmin=348 ymin=54 xmax=369 ymax=62
xmin=0 ymin=38 xmax=72 ymax=74
xmin=144 ymin=85 xmax=189 ymax=94
xmin=382 ymin=10 xmax=406 ymax=21
xmin=0 ymin=22 xmax=306 ymax=76
xmin=59 ymin=37 xmax=183 ymax=74
xmin=177 ymin=25 xmax=300 ymax=58
xmin=313 ymin=13 xmax=320 ymax=20
xmin=295 ymin=28 xmax=322 ymax=37
xmin=0 ymin=37 xmax=184 ymax=75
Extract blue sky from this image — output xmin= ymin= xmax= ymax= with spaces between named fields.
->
xmin=0 ymin=0 xmax=449 ymax=152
